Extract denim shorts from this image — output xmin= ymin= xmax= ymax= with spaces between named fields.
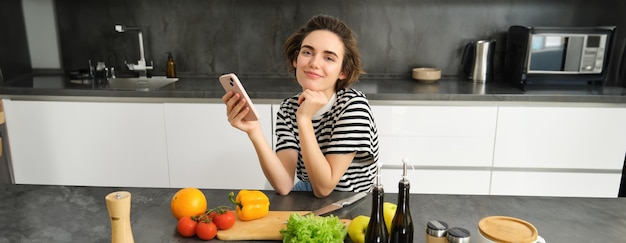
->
xmin=292 ymin=180 xmax=313 ymax=191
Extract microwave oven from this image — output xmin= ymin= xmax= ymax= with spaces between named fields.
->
xmin=503 ymin=25 xmax=616 ymax=90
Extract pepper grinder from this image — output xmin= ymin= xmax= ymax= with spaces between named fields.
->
xmin=105 ymin=191 xmax=134 ymax=243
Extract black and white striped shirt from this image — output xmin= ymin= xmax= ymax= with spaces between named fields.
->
xmin=275 ymin=88 xmax=379 ymax=192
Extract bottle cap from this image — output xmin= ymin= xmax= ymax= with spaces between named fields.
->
xmin=426 ymin=220 xmax=448 ymax=237
xmin=446 ymin=227 xmax=470 ymax=243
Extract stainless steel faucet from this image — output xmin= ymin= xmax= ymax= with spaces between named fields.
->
xmin=115 ymin=24 xmax=153 ymax=78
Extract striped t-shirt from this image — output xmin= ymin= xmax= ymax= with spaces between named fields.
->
xmin=275 ymin=88 xmax=379 ymax=192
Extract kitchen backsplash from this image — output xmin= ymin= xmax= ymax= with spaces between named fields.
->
xmin=51 ymin=0 xmax=625 ymax=85
xmin=0 ymin=0 xmax=32 ymax=82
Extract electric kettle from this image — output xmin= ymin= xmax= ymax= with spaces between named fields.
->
xmin=462 ymin=40 xmax=496 ymax=82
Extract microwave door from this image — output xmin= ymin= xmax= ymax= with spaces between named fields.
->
xmin=564 ymin=36 xmax=584 ymax=72
xmin=528 ymin=35 xmax=584 ymax=74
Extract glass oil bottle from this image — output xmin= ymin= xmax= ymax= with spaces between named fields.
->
xmin=365 ymin=166 xmax=388 ymax=243
xmin=390 ymin=158 xmax=414 ymax=243
xmin=166 ymin=52 xmax=176 ymax=78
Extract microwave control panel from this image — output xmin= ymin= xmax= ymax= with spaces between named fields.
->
xmin=580 ymin=35 xmax=607 ymax=73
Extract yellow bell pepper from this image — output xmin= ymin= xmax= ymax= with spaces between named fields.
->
xmin=229 ymin=190 xmax=270 ymax=221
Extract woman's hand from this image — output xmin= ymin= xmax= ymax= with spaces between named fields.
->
xmin=296 ymin=89 xmax=328 ymax=120
xmin=222 ymin=91 xmax=260 ymax=133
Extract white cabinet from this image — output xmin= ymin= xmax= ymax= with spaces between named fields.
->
xmin=490 ymin=171 xmax=622 ymax=198
xmin=3 ymin=100 xmax=169 ymax=187
xmin=4 ymin=100 xmax=110 ymax=186
xmin=494 ymin=106 xmax=626 ymax=170
xmin=108 ymin=103 xmax=169 ymax=187
xmin=5 ymin=99 xmax=624 ymax=197
xmin=371 ymin=105 xmax=498 ymax=194
xmin=381 ymin=168 xmax=491 ymax=195
xmin=371 ymin=105 xmax=498 ymax=167
xmin=492 ymin=106 xmax=626 ymax=197
xmin=164 ymin=103 xmax=273 ymax=190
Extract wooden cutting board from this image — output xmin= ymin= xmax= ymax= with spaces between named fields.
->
xmin=216 ymin=211 xmax=351 ymax=241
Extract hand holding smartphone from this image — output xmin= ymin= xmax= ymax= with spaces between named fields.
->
xmin=219 ymin=73 xmax=259 ymax=121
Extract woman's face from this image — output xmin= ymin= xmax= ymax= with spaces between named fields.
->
xmin=293 ymin=30 xmax=347 ymax=97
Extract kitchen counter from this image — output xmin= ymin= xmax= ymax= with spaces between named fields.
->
xmin=1 ymin=74 xmax=625 ymax=104
xmin=1 ymin=184 xmax=625 ymax=242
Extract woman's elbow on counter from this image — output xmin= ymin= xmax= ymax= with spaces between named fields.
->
xmin=313 ymin=188 xmax=333 ymax=198
xmin=273 ymin=184 xmax=293 ymax=196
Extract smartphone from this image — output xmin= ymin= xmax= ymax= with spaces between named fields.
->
xmin=219 ymin=73 xmax=259 ymax=121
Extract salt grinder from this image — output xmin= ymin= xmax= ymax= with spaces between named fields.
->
xmin=105 ymin=191 xmax=134 ymax=243
xmin=426 ymin=220 xmax=449 ymax=243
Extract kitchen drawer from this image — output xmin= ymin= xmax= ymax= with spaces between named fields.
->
xmin=490 ymin=170 xmax=622 ymax=198
xmin=371 ymin=105 xmax=498 ymax=166
xmin=371 ymin=105 xmax=498 ymax=137
xmin=378 ymin=136 xmax=494 ymax=167
xmin=494 ymin=106 xmax=626 ymax=170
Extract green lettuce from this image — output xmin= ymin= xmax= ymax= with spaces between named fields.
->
xmin=280 ymin=213 xmax=348 ymax=243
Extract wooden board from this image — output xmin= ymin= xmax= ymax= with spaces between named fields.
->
xmin=216 ymin=211 xmax=351 ymax=241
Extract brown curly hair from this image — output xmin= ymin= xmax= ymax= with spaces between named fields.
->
xmin=284 ymin=15 xmax=365 ymax=91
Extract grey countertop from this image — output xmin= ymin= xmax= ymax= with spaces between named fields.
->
xmin=1 ymin=74 xmax=625 ymax=104
xmin=1 ymin=184 xmax=625 ymax=242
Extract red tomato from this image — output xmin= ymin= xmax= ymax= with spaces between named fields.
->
xmin=176 ymin=216 xmax=197 ymax=237
xmin=196 ymin=212 xmax=210 ymax=223
xmin=213 ymin=210 xmax=236 ymax=230
xmin=208 ymin=211 xmax=218 ymax=219
xmin=196 ymin=221 xmax=218 ymax=240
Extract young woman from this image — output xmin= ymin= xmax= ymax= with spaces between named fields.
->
xmin=222 ymin=15 xmax=379 ymax=198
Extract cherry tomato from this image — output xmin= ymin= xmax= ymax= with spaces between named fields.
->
xmin=196 ymin=212 xmax=211 ymax=222
xmin=196 ymin=221 xmax=218 ymax=240
xmin=213 ymin=210 xmax=236 ymax=230
xmin=176 ymin=216 xmax=197 ymax=237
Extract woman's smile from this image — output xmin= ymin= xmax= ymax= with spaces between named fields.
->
xmin=303 ymin=70 xmax=323 ymax=79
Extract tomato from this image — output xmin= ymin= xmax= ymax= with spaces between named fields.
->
xmin=213 ymin=210 xmax=236 ymax=230
xmin=196 ymin=221 xmax=218 ymax=240
xmin=176 ymin=216 xmax=197 ymax=237
xmin=196 ymin=212 xmax=211 ymax=223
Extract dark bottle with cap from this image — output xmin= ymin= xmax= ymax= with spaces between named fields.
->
xmin=390 ymin=158 xmax=414 ymax=243
xmin=166 ymin=52 xmax=176 ymax=78
xmin=365 ymin=170 xmax=388 ymax=243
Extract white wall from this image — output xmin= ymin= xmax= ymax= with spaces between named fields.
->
xmin=22 ymin=0 xmax=61 ymax=69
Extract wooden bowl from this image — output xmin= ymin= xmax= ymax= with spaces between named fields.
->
xmin=412 ymin=68 xmax=441 ymax=83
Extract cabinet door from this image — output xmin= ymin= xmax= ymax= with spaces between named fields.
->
xmin=109 ymin=103 xmax=169 ymax=187
xmin=491 ymin=171 xmax=622 ymax=197
xmin=371 ymin=105 xmax=498 ymax=167
xmin=164 ymin=103 xmax=273 ymax=189
xmin=3 ymin=100 xmax=110 ymax=186
xmin=494 ymin=106 xmax=626 ymax=170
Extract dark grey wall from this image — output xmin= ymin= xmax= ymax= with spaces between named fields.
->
xmin=55 ymin=0 xmax=625 ymax=86
xmin=0 ymin=0 xmax=32 ymax=82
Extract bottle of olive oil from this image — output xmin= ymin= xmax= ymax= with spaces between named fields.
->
xmin=365 ymin=168 xmax=388 ymax=243
xmin=166 ymin=52 xmax=176 ymax=78
xmin=390 ymin=158 xmax=414 ymax=243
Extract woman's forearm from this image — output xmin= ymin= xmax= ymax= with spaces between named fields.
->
xmin=247 ymin=128 xmax=295 ymax=195
xmin=297 ymin=119 xmax=335 ymax=197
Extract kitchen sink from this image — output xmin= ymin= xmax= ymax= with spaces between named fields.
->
xmin=107 ymin=76 xmax=178 ymax=90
